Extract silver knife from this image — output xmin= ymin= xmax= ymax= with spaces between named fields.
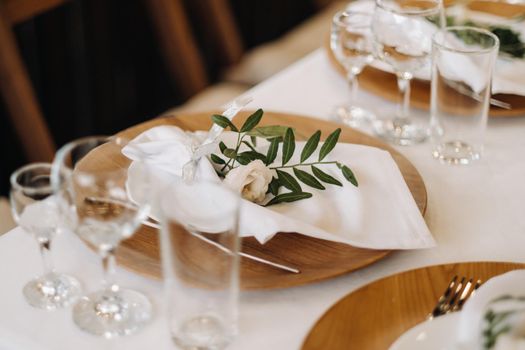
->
xmin=142 ymin=218 xmax=300 ymax=274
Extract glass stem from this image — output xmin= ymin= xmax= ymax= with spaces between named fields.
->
xmin=397 ymin=75 xmax=411 ymax=119
xmin=347 ymin=71 xmax=359 ymax=108
xmin=101 ymin=248 xmax=118 ymax=292
xmin=39 ymin=238 xmax=54 ymax=276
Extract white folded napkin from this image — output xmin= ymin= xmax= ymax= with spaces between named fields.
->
xmin=122 ymin=125 xmax=434 ymax=250
xmin=348 ymin=1 xmax=525 ymax=96
xmin=458 ymin=270 xmax=525 ymax=350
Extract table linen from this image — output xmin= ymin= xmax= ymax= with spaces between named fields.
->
xmin=1 ymin=49 xmax=525 ymax=349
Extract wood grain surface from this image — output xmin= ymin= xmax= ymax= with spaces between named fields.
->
xmin=325 ymin=0 xmax=525 ymax=118
xmin=302 ymin=261 xmax=525 ymax=350
xmin=89 ymin=111 xmax=428 ymax=290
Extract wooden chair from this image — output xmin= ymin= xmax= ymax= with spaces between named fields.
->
xmin=0 ymin=0 xmax=67 ymax=162
xmin=0 ymin=0 xmax=243 ymax=163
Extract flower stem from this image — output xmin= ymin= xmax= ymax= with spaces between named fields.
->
xmin=270 ymin=161 xmax=339 ymax=170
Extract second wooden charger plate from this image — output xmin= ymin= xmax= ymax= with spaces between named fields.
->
xmin=96 ymin=111 xmax=427 ymax=290
xmin=302 ymin=261 xmax=525 ymax=350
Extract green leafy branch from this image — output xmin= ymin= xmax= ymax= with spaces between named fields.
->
xmin=482 ymin=295 xmax=525 ymax=349
xmin=209 ymin=110 xmax=358 ymax=205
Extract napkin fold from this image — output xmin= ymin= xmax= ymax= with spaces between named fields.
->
xmin=123 ymin=125 xmax=434 ymax=250
xmin=348 ymin=1 xmax=525 ymax=96
xmin=458 ymin=270 xmax=525 ymax=350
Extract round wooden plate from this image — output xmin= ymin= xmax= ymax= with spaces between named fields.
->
xmin=302 ymin=261 xmax=525 ymax=350
xmin=101 ymin=111 xmax=427 ymax=290
xmin=325 ymin=0 xmax=525 ymax=118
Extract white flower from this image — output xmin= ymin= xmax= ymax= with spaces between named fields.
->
xmin=223 ymin=159 xmax=273 ymax=204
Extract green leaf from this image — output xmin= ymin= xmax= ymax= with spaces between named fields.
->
xmin=265 ymin=192 xmax=313 ymax=206
xmin=276 ymin=169 xmax=301 ymax=192
xmin=247 ymin=125 xmax=289 ymax=139
xmin=212 ymin=114 xmax=238 ymax=132
xmin=241 ymin=141 xmax=257 ymax=152
xmin=240 ymin=109 xmax=263 ymax=133
xmin=223 ymin=148 xmax=237 ymax=159
xmin=236 ymin=154 xmax=251 ymax=165
xmin=293 ymin=168 xmax=325 ymax=190
xmin=250 ymin=135 xmax=258 ymax=147
xmin=268 ymin=177 xmax=280 ymax=196
xmin=311 ymin=166 xmax=342 ymax=186
xmin=341 ymin=165 xmax=358 ymax=186
xmin=319 ymin=128 xmax=341 ymax=161
xmin=210 ymin=154 xmax=225 ymax=165
xmin=239 ymin=151 xmax=267 ymax=163
xmin=219 ymin=141 xmax=227 ymax=153
xmin=282 ymin=128 xmax=295 ymax=166
xmin=266 ymin=138 xmax=279 ymax=165
xmin=300 ymin=130 xmax=321 ymax=162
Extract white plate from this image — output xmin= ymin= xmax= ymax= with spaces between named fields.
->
xmin=389 ymin=313 xmax=461 ymax=350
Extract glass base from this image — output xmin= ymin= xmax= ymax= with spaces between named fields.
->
xmin=73 ymin=288 xmax=152 ymax=338
xmin=334 ymin=105 xmax=376 ymax=129
xmin=172 ymin=314 xmax=233 ymax=350
xmin=372 ymin=117 xmax=428 ymax=146
xmin=432 ymin=141 xmax=480 ymax=165
xmin=23 ymin=272 xmax=81 ymax=310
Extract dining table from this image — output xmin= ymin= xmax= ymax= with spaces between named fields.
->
xmin=1 ymin=48 xmax=525 ymax=350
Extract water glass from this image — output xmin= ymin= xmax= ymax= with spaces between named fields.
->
xmin=330 ymin=10 xmax=376 ymax=128
xmin=53 ymin=136 xmax=153 ymax=337
xmin=159 ymin=180 xmax=240 ymax=350
xmin=10 ymin=163 xmax=81 ymax=310
xmin=430 ymin=26 xmax=499 ymax=164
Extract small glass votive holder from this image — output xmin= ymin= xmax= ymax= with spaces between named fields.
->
xmin=159 ymin=180 xmax=240 ymax=350
xmin=430 ymin=26 xmax=499 ymax=165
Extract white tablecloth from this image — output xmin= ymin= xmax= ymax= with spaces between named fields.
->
xmin=1 ymin=49 xmax=525 ymax=349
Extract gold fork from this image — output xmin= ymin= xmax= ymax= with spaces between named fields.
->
xmin=429 ymin=275 xmax=482 ymax=319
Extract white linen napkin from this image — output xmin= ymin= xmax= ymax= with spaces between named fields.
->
xmin=458 ymin=270 xmax=525 ymax=350
xmin=348 ymin=1 xmax=525 ymax=96
xmin=122 ymin=125 xmax=434 ymax=250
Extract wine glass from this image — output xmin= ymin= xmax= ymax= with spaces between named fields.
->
xmin=371 ymin=0 xmax=444 ymax=145
xmin=331 ymin=10 xmax=376 ymax=128
xmin=52 ymin=136 xmax=152 ymax=338
xmin=10 ymin=163 xmax=81 ymax=310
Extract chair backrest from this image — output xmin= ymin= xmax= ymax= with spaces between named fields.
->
xmin=145 ymin=0 xmax=244 ymax=98
xmin=0 ymin=0 xmax=67 ymax=162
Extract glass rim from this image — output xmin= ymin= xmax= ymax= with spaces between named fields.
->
xmin=332 ymin=10 xmax=373 ymax=28
xmin=375 ymin=0 xmax=442 ymax=16
xmin=432 ymin=26 xmax=500 ymax=54
xmin=52 ymin=134 xmax=128 ymax=172
xmin=10 ymin=162 xmax=53 ymax=195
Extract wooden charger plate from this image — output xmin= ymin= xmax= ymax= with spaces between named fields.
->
xmin=302 ymin=261 xmax=525 ymax=350
xmin=104 ymin=111 xmax=427 ymax=290
xmin=325 ymin=0 xmax=525 ymax=118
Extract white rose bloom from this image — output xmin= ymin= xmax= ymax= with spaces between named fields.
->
xmin=223 ymin=159 xmax=274 ymax=204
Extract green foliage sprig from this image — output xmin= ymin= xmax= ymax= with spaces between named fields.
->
xmin=209 ymin=109 xmax=358 ymax=205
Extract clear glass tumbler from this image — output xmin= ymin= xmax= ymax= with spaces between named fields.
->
xmin=430 ymin=26 xmax=499 ymax=165
xmin=10 ymin=163 xmax=81 ymax=310
xmin=330 ymin=10 xmax=376 ymax=128
xmin=371 ymin=0 xmax=444 ymax=145
xmin=159 ymin=180 xmax=240 ymax=350
xmin=53 ymin=136 xmax=153 ymax=337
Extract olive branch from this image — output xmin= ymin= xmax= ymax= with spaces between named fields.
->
xmin=209 ymin=109 xmax=358 ymax=205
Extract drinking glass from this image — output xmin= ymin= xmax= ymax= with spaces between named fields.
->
xmin=159 ymin=180 xmax=240 ymax=350
xmin=53 ymin=136 xmax=152 ymax=338
xmin=10 ymin=163 xmax=81 ymax=310
xmin=331 ymin=10 xmax=376 ymax=128
xmin=430 ymin=26 xmax=499 ymax=164
xmin=371 ymin=0 xmax=444 ymax=145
